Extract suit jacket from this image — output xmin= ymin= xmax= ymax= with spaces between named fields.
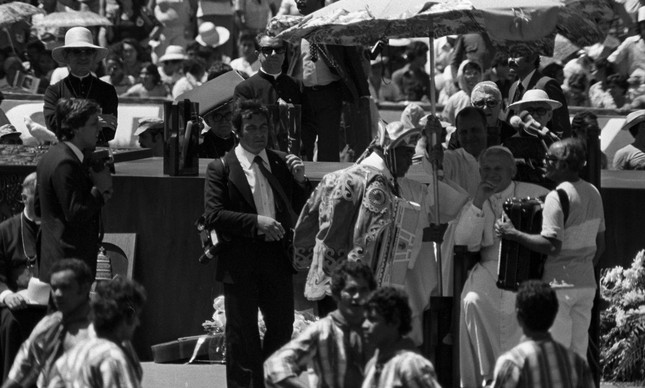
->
xmin=507 ymin=70 xmax=571 ymax=138
xmin=234 ymin=70 xmax=302 ymax=105
xmin=203 ymin=148 xmax=310 ymax=283
xmin=35 ymin=143 xmax=104 ymax=281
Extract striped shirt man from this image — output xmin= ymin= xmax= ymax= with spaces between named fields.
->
xmin=492 ymin=334 xmax=594 ymax=388
xmin=264 ymin=311 xmax=366 ymax=388
xmin=47 ymin=337 xmax=142 ymax=388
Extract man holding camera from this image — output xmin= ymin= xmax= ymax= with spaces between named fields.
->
xmin=36 ymin=99 xmax=113 ymax=282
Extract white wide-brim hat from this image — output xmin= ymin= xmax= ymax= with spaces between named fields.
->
xmin=508 ymin=89 xmax=563 ymax=111
xmin=159 ymin=45 xmax=187 ymax=62
xmin=195 ymin=22 xmax=230 ymax=48
xmin=621 ymin=110 xmax=645 ymax=133
xmin=52 ymin=27 xmax=108 ymax=64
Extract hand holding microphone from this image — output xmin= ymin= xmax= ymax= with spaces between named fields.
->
xmin=509 ymin=110 xmax=547 ymax=137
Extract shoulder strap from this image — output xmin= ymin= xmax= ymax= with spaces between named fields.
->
xmin=555 ymin=188 xmax=569 ymax=224
xmin=534 ymin=76 xmax=553 ymax=91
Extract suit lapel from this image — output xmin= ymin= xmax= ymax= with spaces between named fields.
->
xmin=226 ymin=152 xmax=257 ymax=212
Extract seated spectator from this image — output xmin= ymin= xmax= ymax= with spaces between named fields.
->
xmin=613 ymin=110 xmax=645 ymax=170
xmin=0 ymin=125 xmax=22 ymax=145
xmin=206 ymin=61 xmax=233 ymax=81
xmin=0 ymin=57 xmax=26 ymax=92
xmin=111 ymin=38 xmax=149 ymax=79
xmin=563 ymin=72 xmax=590 ymax=107
xmin=399 ymin=69 xmax=431 ymax=103
xmin=606 ymin=73 xmax=631 ymax=110
xmin=134 ymin=117 xmax=165 ymax=156
xmin=172 ymin=58 xmax=206 ymax=99
xmin=150 ymin=0 xmax=194 ymax=63
xmin=442 ymin=59 xmax=483 ymax=125
xmin=38 ymin=51 xmax=57 ymax=83
xmin=229 ymin=31 xmax=260 ymax=78
xmin=194 ymin=22 xmax=231 ymax=65
xmin=157 ymin=45 xmax=187 ymax=90
xmin=361 ymin=287 xmax=441 ymax=388
xmin=104 ymin=0 xmax=159 ymax=45
xmin=368 ymin=56 xmax=400 ymax=103
xmin=264 ymin=261 xmax=376 ymax=388
xmin=607 ymin=6 xmax=645 ymax=78
xmin=589 ymin=58 xmax=617 ymax=109
xmin=491 ymin=280 xmax=594 ymax=388
xmin=100 ymin=54 xmax=136 ymax=95
xmin=122 ymin=63 xmax=170 ymax=98
xmin=47 ymin=277 xmax=146 ymax=388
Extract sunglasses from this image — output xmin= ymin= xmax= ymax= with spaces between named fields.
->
xmin=258 ymin=46 xmax=286 ymax=56
xmin=543 ymin=154 xmax=560 ymax=165
xmin=526 ymin=107 xmax=549 ymax=116
xmin=67 ymin=48 xmax=95 ymax=56
xmin=472 ymin=99 xmax=500 ymax=109
xmin=210 ymin=111 xmax=232 ymax=122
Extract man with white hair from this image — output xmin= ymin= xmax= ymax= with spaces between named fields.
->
xmin=454 ymin=146 xmax=548 ymax=388
xmin=470 ymin=81 xmax=515 ymax=147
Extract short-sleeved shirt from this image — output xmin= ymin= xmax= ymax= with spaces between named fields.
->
xmin=541 ymin=180 xmax=605 ymax=288
xmin=613 ymin=144 xmax=645 ymax=170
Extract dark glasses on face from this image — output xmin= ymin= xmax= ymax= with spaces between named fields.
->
xmin=211 ymin=111 xmax=232 ymax=122
xmin=68 ymin=48 xmax=95 ymax=56
xmin=258 ymin=46 xmax=286 ymax=56
xmin=472 ymin=99 xmax=500 ymax=109
xmin=526 ymin=107 xmax=549 ymax=116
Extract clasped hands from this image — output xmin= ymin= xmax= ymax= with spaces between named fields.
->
xmin=258 ymin=215 xmax=285 ymax=241
xmin=286 ymin=154 xmax=306 ymax=184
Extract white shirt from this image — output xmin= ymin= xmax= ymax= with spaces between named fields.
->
xmin=234 ymin=144 xmax=276 ymax=221
xmin=64 ymin=141 xmax=84 ymax=163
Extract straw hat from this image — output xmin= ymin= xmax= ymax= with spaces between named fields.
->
xmin=508 ymin=89 xmax=563 ymax=111
xmin=159 ymin=45 xmax=187 ymax=62
xmin=195 ymin=22 xmax=230 ymax=48
xmin=52 ymin=27 xmax=108 ymax=64
xmin=621 ymin=110 xmax=645 ymax=134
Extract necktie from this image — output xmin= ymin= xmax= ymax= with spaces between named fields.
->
xmin=254 ymin=156 xmax=298 ymax=226
xmin=512 ymin=82 xmax=525 ymax=105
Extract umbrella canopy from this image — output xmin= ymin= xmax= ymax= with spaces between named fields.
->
xmin=33 ymin=11 xmax=112 ymax=28
xmin=269 ymin=0 xmax=614 ymax=56
xmin=0 ymin=2 xmax=44 ymax=29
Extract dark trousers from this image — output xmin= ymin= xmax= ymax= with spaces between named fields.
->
xmin=1 ymin=306 xmax=46 ymax=382
xmin=224 ymin=252 xmax=294 ymax=388
xmin=301 ymin=82 xmax=343 ymax=162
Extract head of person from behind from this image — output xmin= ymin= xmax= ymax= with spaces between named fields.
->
xmin=543 ymin=138 xmax=585 ymax=183
xmin=471 ymin=81 xmax=503 ymax=128
xmin=52 ymin=27 xmax=108 ymax=77
xmin=330 ymin=260 xmax=377 ymax=326
xmin=362 ymin=287 xmax=413 ymax=349
xmin=232 ymin=99 xmax=269 ymax=154
xmin=50 ymin=259 xmax=92 ymax=316
xmin=515 ymin=280 xmax=559 ymax=335
xmin=204 ymin=102 xmax=234 ymax=139
xmin=55 ymin=98 xmax=102 ymax=152
xmin=478 ymin=146 xmax=517 ymax=194
xmin=91 ymin=277 xmax=147 ymax=342
xmin=455 ymin=106 xmax=488 ymax=158
xmin=256 ymin=32 xmax=286 ymax=75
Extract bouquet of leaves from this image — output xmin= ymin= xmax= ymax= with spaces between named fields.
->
xmin=600 ymin=250 xmax=645 ymax=383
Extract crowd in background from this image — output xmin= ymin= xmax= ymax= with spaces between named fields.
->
xmin=0 ymin=0 xmax=644 ymax=108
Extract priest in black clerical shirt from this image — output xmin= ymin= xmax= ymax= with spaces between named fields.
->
xmin=43 ymin=27 xmax=118 ymax=146
xmin=233 ymin=32 xmax=301 ymax=106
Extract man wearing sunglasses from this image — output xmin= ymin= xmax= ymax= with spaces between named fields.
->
xmin=506 ymin=44 xmax=570 ymax=139
xmin=234 ymin=32 xmax=301 ymax=107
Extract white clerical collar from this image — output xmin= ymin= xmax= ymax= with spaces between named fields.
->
xmin=70 ymin=72 xmax=91 ymax=80
xmin=64 ymin=141 xmax=84 ymax=163
xmin=260 ymin=68 xmax=281 ymax=80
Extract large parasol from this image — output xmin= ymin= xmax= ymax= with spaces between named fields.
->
xmin=269 ymin=0 xmax=614 ymax=298
xmin=0 ymin=2 xmax=44 ymax=28
xmin=33 ymin=11 xmax=112 ymax=28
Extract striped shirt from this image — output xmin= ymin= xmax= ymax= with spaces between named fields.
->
xmin=264 ymin=311 xmax=366 ymax=388
xmin=492 ymin=334 xmax=594 ymax=388
xmin=361 ymin=344 xmax=441 ymax=388
xmin=47 ymin=337 xmax=143 ymax=388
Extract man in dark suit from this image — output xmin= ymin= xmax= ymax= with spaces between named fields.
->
xmin=288 ymin=0 xmax=371 ymax=162
xmin=36 ymin=99 xmax=113 ymax=282
xmin=234 ymin=32 xmax=301 ymax=105
xmin=507 ymin=44 xmax=571 ymax=138
xmin=203 ymin=100 xmax=310 ymax=388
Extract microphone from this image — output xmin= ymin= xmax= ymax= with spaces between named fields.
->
xmin=519 ymin=110 xmax=544 ymax=136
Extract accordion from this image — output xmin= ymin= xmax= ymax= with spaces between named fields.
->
xmin=497 ymin=197 xmax=546 ymax=291
xmin=374 ymin=197 xmax=420 ymax=287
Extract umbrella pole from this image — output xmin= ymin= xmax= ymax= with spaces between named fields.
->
xmin=3 ymin=28 xmax=18 ymax=58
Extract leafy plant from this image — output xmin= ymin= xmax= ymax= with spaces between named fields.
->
xmin=601 ymin=250 xmax=645 ymax=383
